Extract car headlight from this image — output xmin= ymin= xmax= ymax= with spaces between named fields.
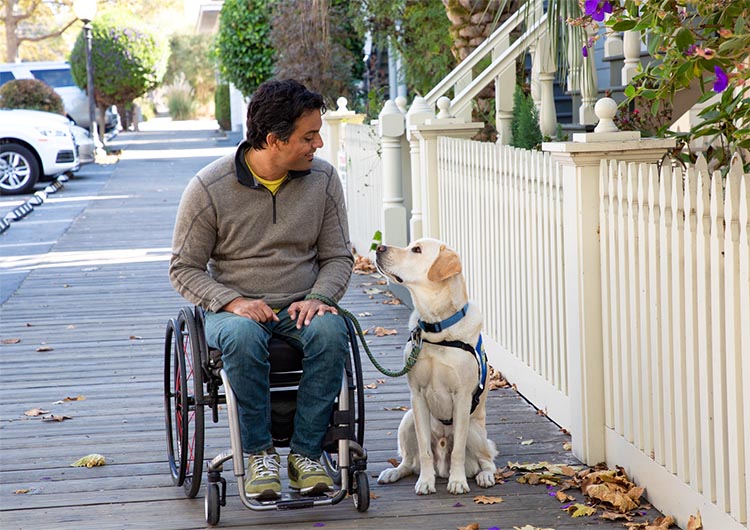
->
xmin=34 ymin=126 xmax=70 ymax=138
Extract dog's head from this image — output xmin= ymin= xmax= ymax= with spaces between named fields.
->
xmin=375 ymin=238 xmax=461 ymax=286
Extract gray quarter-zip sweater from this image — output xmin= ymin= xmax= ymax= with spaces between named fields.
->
xmin=169 ymin=141 xmax=353 ymax=312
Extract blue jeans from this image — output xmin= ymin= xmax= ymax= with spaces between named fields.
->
xmin=204 ymin=308 xmax=348 ymax=459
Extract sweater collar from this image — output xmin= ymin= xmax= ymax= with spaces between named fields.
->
xmin=234 ymin=141 xmax=311 ymax=188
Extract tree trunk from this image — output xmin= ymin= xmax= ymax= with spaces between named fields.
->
xmin=5 ymin=0 xmax=19 ymax=62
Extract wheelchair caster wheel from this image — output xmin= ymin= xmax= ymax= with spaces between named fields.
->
xmin=351 ymin=470 xmax=370 ymax=512
xmin=205 ymin=474 xmax=226 ymax=526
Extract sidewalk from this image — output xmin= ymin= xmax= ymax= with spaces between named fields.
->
xmin=0 ymin=118 xmax=662 ymax=530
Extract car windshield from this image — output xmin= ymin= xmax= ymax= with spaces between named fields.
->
xmin=30 ymin=68 xmax=75 ymax=88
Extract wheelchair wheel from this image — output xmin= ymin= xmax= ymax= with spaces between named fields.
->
xmin=351 ymin=470 xmax=370 ymax=512
xmin=175 ymin=307 xmax=205 ymax=498
xmin=205 ymin=482 xmax=221 ymax=526
xmin=164 ymin=318 xmax=186 ymax=486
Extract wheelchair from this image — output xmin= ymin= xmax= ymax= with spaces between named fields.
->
xmin=163 ymin=305 xmax=370 ymax=526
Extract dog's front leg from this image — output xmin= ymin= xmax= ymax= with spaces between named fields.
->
xmin=447 ymin=394 xmax=471 ymax=494
xmin=411 ymin=393 xmax=437 ymax=495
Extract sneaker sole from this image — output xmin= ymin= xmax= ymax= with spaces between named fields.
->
xmin=246 ymin=488 xmax=281 ymax=500
xmin=289 ymin=481 xmax=333 ymax=495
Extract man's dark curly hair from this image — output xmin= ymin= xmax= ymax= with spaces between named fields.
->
xmin=245 ymin=79 xmax=326 ymax=150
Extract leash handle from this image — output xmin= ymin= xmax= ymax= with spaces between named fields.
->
xmin=305 ymin=293 xmax=419 ymax=377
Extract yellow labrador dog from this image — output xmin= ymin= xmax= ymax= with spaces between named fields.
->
xmin=375 ymin=238 xmax=497 ymax=495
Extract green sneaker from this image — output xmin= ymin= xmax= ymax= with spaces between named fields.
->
xmin=287 ymin=453 xmax=333 ymax=495
xmin=245 ymin=450 xmax=281 ymax=500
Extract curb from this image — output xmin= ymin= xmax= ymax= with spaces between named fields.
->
xmin=0 ymin=174 xmax=69 ymax=234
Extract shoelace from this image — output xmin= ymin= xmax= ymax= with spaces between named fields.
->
xmin=293 ymin=455 xmax=323 ymax=473
xmin=250 ymin=452 xmax=280 ymax=478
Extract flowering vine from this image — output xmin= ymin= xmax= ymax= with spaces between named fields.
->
xmin=575 ymin=0 xmax=750 ymax=170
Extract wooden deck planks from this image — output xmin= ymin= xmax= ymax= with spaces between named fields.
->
xmin=0 ymin=121 xmax=660 ymax=530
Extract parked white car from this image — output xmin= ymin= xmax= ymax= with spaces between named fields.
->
xmin=0 ymin=109 xmax=80 ymax=195
xmin=0 ymin=61 xmax=120 ymax=133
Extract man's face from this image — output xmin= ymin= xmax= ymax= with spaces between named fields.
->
xmin=272 ymin=109 xmax=324 ymax=172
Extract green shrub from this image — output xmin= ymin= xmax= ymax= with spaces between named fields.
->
xmin=69 ymin=11 xmax=168 ymax=112
xmin=0 ymin=79 xmax=65 ymax=114
xmin=215 ymin=83 xmax=231 ymax=131
xmin=215 ymin=0 xmax=274 ymax=97
xmin=164 ymin=33 xmax=216 ymax=111
xmin=164 ymin=74 xmax=196 ymax=120
xmin=510 ymin=85 xmax=542 ymax=149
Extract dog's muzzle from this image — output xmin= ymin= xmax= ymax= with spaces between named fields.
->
xmin=374 ymin=245 xmax=403 ymax=283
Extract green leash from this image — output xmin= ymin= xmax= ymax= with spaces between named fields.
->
xmin=306 ymin=293 xmax=420 ymax=377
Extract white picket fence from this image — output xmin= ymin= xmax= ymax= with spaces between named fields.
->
xmin=437 ymin=137 xmax=571 ymax=426
xmin=339 ymin=123 xmax=382 ymax=255
xmin=600 ymin=157 xmax=750 ymax=528
xmin=434 ymin=136 xmax=749 ymax=529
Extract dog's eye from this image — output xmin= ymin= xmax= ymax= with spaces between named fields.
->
xmin=411 ymin=246 xmax=422 ymax=254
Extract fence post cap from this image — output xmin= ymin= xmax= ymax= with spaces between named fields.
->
xmin=378 ymin=100 xmax=405 ymax=137
xmin=436 ymin=96 xmax=452 ymax=119
xmin=336 ymin=97 xmax=349 ymax=112
xmin=593 ymin=97 xmax=619 ymax=133
xmin=395 ymin=96 xmax=408 ymax=114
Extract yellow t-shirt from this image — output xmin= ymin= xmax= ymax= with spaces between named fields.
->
xmin=247 ymin=161 xmax=287 ymax=195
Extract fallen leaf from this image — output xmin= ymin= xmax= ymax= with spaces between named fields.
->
xmin=369 ymin=492 xmax=379 ymax=499
xmin=353 ymin=256 xmax=377 ymax=274
xmin=42 ymin=414 xmax=72 ymax=422
xmin=513 ymin=526 xmax=555 ymax=530
xmin=372 ymin=326 xmax=397 ymax=336
xmin=382 ymin=298 xmax=402 ymax=305
xmin=364 ymin=288 xmax=385 ymax=295
xmin=61 ymin=395 xmax=86 ymax=402
xmin=687 ymin=511 xmax=702 ymax=530
xmin=36 ymin=345 xmax=54 ymax=352
xmin=364 ymin=383 xmax=378 ymax=389
xmin=600 ymin=511 xmax=633 ymax=521
xmin=494 ymin=467 xmax=516 ymax=482
xmin=473 ymin=495 xmax=503 ymax=504
xmin=387 ymin=458 xmax=399 ymax=467
xmin=555 ymin=490 xmax=575 ymax=502
xmin=129 ymin=335 xmax=142 ymax=340
xmin=585 ymin=483 xmax=639 ymax=512
xmin=357 ymin=312 xmax=372 ymax=317
xmin=13 ymin=489 xmax=30 ymax=494
xmin=71 ymin=454 xmax=106 ymax=467
xmin=24 ymin=408 xmax=50 ymax=417
xmin=562 ymin=441 xmax=572 ymax=451
xmin=566 ymin=503 xmax=596 ymax=517
xmin=458 ymin=524 xmax=479 ymax=530
xmin=520 ymin=439 xmax=534 ymax=445
xmin=2 ymin=338 xmax=21 ymax=344
xmin=384 ymin=406 xmax=408 ymax=411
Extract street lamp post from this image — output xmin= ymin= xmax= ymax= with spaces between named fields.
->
xmin=73 ymin=0 xmax=98 ymax=144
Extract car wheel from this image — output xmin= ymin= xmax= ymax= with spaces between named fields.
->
xmin=0 ymin=143 xmax=39 ymax=195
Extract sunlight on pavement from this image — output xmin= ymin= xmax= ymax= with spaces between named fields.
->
xmin=119 ymin=147 xmax=233 ymax=160
xmin=0 ymin=247 xmax=171 ymax=271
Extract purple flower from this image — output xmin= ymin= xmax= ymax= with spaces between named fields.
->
xmin=713 ymin=66 xmax=728 ymax=92
xmin=684 ymin=44 xmax=697 ymax=56
xmin=585 ymin=0 xmax=613 ymax=22
xmin=582 ymin=45 xmax=588 ymax=58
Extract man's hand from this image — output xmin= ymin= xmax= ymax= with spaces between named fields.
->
xmin=223 ymin=297 xmax=279 ymax=323
xmin=288 ymin=299 xmax=338 ymax=329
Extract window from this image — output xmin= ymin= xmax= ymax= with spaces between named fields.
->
xmin=30 ymin=68 xmax=75 ymax=88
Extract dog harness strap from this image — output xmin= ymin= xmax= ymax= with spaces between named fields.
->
xmin=423 ymin=334 xmax=488 ymax=420
xmin=417 ymin=303 xmax=469 ymax=333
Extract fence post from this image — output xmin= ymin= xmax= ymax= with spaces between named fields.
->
xmin=406 ymin=97 xmax=437 ymax=241
xmin=320 ymin=97 xmax=357 ymax=165
xmin=410 ymin=97 xmax=484 ymax=240
xmin=378 ymin=100 xmax=408 ymax=247
xmin=542 ymin=98 xmax=675 ymax=465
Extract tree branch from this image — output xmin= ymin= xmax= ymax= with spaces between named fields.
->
xmin=18 ymin=18 xmax=78 ymax=43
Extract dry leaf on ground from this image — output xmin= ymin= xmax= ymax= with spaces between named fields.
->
xmin=3 ymin=338 xmax=21 ymax=344
xmin=71 ymin=454 xmax=106 ymax=467
xmin=555 ymin=490 xmax=575 ymax=502
xmin=384 ymin=406 xmax=408 ymax=411
xmin=24 ymin=408 xmax=49 ymax=417
xmin=372 ymin=327 xmax=397 ymax=336
xmin=473 ymin=495 xmax=503 ymax=504
xmin=353 ymin=256 xmax=377 ymax=274
xmin=36 ymin=345 xmax=54 ymax=352
xmin=687 ymin=512 xmax=702 ymax=530
xmin=458 ymin=524 xmax=479 ymax=530
xmin=520 ymin=439 xmax=534 ymax=445
xmin=42 ymin=414 xmax=72 ymax=422
xmin=387 ymin=458 xmax=399 ymax=467
xmin=566 ymin=503 xmax=596 ymax=517
xmin=514 ymin=526 xmax=555 ymax=530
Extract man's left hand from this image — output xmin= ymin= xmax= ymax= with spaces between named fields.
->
xmin=287 ymin=299 xmax=338 ymax=329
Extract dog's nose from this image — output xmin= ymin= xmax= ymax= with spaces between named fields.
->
xmin=376 ymin=245 xmax=387 ymax=254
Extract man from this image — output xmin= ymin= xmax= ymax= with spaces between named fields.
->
xmin=169 ymin=79 xmax=353 ymax=500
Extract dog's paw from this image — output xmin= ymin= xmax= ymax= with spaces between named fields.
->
xmin=377 ymin=468 xmax=401 ymax=484
xmin=414 ymin=476 xmax=436 ymax=495
xmin=475 ymin=470 xmax=496 ymax=488
xmin=447 ymin=476 xmax=470 ymax=495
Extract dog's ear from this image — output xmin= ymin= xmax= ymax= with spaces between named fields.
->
xmin=427 ymin=246 xmax=462 ymax=282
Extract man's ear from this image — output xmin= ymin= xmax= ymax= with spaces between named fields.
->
xmin=427 ymin=247 xmax=462 ymax=282
xmin=266 ymin=133 xmax=279 ymax=149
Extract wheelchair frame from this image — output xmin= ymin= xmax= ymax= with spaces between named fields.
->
xmin=163 ymin=306 xmax=370 ymax=526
